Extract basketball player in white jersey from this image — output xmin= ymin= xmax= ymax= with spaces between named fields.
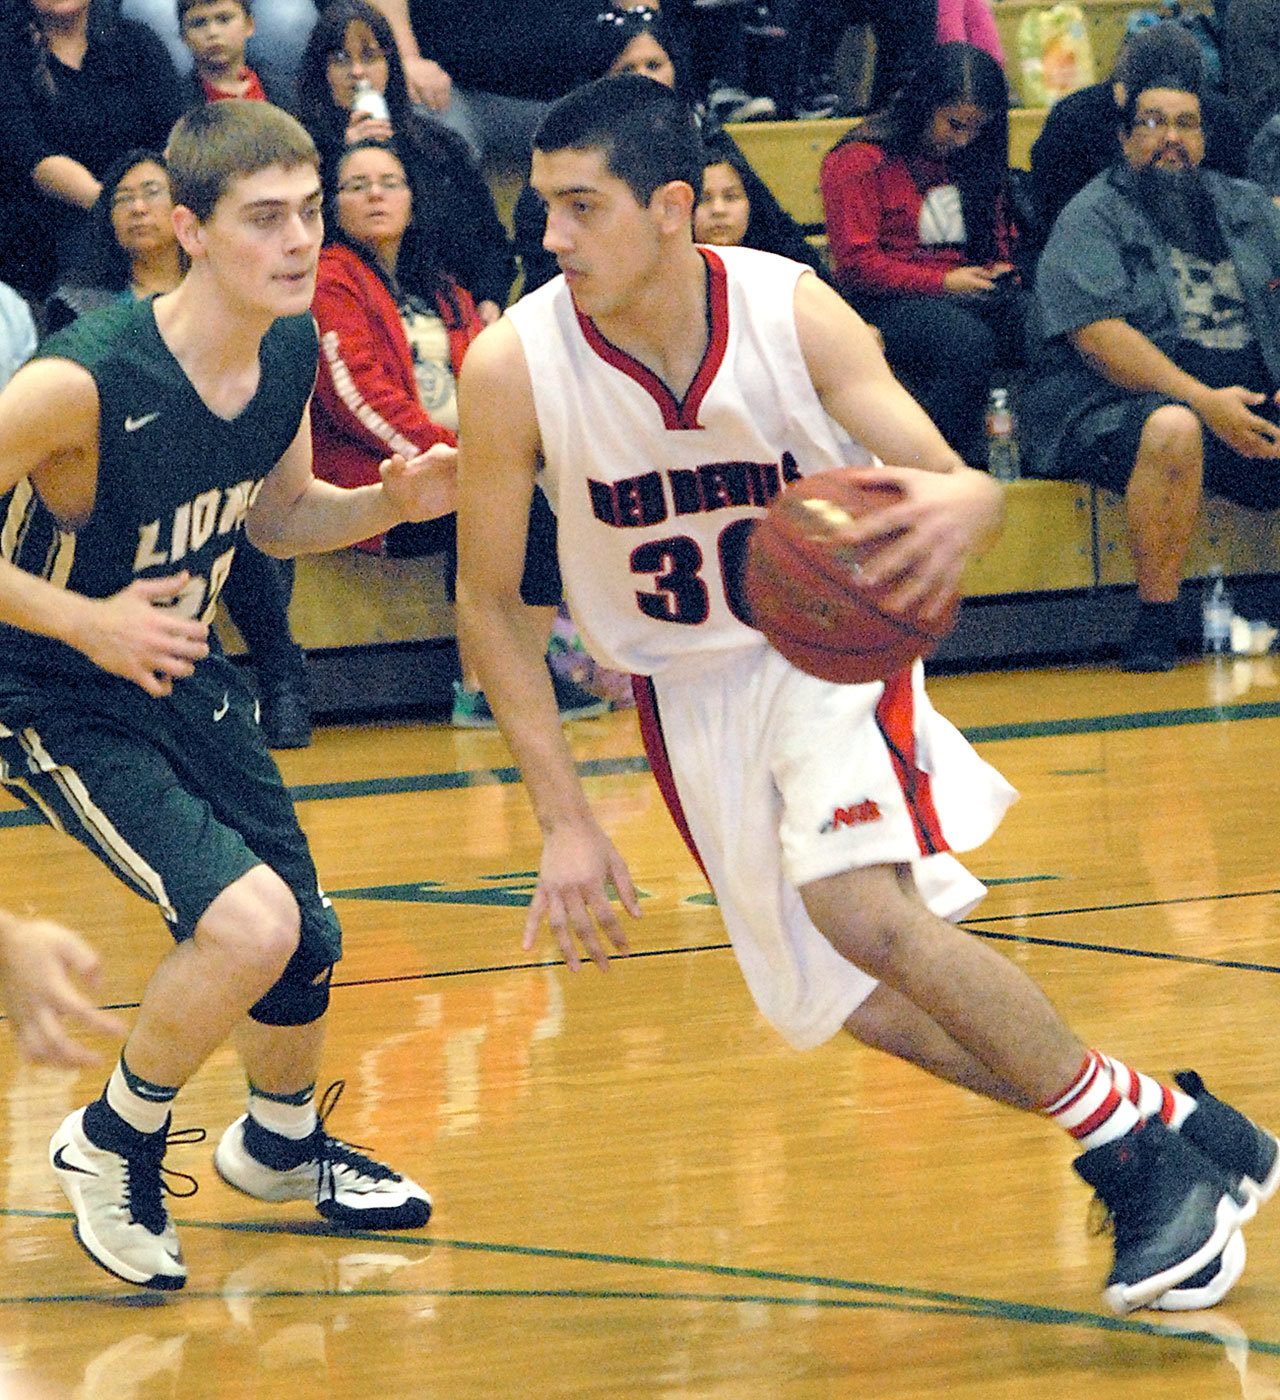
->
xmin=455 ymin=74 xmax=1278 ymax=1313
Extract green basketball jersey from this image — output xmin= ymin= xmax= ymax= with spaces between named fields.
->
xmin=0 ymin=298 xmax=317 ymax=674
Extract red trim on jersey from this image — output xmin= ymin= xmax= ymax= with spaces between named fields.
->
xmin=633 ymin=676 xmax=709 ymax=880
xmin=874 ymin=668 xmax=948 ymax=857
xmin=573 ymin=248 xmax=729 ymax=432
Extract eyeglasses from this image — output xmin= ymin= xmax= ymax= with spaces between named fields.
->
xmin=110 ymin=180 xmax=170 ymax=210
xmin=337 ymin=174 xmax=409 ymax=194
xmin=328 ymin=47 xmax=387 ymax=71
xmin=1133 ymin=112 xmax=1202 ymax=133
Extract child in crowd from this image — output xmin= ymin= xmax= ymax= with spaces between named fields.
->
xmin=177 ymin=0 xmax=295 ymax=107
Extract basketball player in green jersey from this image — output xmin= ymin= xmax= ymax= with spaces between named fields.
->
xmin=0 ymin=100 xmax=454 ymax=1291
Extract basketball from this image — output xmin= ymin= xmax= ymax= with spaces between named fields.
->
xmin=744 ymin=470 xmax=960 ymax=684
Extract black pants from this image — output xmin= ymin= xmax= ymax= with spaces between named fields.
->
xmin=220 ymin=544 xmax=306 ymax=692
xmin=384 ymin=487 xmax=563 ymax=608
xmin=854 ymin=287 xmax=1027 ymax=466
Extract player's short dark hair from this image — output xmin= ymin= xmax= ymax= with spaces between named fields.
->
xmin=166 ymin=99 xmax=317 ymax=220
xmin=178 ymin=0 xmax=253 ymax=24
xmin=533 ymin=74 xmax=703 ymax=205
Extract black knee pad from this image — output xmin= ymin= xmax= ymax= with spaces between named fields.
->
xmin=248 ymin=947 xmax=333 ymax=1027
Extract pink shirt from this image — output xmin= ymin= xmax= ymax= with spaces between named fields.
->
xmin=936 ymin=0 xmax=1005 ymax=65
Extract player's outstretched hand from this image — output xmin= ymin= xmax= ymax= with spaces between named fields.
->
xmin=0 ymin=912 xmax=125 ymax=1068
xmin=524 ymin=821 xmax=641 ymax=972
xmin=828 ymin=465 xmax=1003 ymax=619
xmin=78 ymin=573 xmax=210 ymax=697
xmin=380 ymin=444 xmax=458 ymax=524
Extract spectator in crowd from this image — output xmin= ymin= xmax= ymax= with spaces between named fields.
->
xmin=820 ymin=41 xmax=1022 ymax=467
xmin=797 ymin=0 xmax=942 ymax=117
xmin=0 ymin=0 xmax=182 ymax=298
xmin=936 ymin=0 xmax=1002 ymax=63
xmin=658 ymin=0 xmax=775 ymax=124
xmin=1247 ymin=112 xmax=1280 ymax=201
xmin=514 ymin=6 xmax=690 ymax=294
xmin=695 ymin=141 xmax=827 ymax=276
xmin=516 ymin=7 xmax=809 ymax=294
xmin=175 ymin=0 xmax=293 ymax=107
xmin=45 ymin=149 xmax=183 ymax=329
xmin=42 ymin=150 xmax=313 ymax=745
xmin=768 ymin=0 xmax=1004 ymax=118
xmin=1022 ymin=66 xmax=1280 ymax=673
xmin=0 ymin=285 xmax=38 ymax=388
xmin=115 ymin=0 xmax=317 ymax=100
xmin=311 ymin=139 xmax=477 ymax=553
xmin=1223 ymin=0 xmax=1280 ymax=146
xmin=1028 ymin=22 xmax=1245 ymax=256
xmin=296 ymin=0 xmax=514 ymax=322
xmin=366 ymin=0 xmax=602 ymax=168
xmin=311 ymin=139 xmax=606 ymax=726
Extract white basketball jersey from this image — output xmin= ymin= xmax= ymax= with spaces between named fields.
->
xmin=506 ymin=245 xmax=872 ymax=677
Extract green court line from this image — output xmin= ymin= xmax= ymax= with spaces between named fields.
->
xmin=5 ymin=1208 xmax=1277 ymax=1356
xmin=964 ymin=698 xmax=1280 ymax=744
xmin=1 ymin=696 xmax=1278 ymax=830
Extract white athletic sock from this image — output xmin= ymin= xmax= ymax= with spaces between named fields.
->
xmin=104 ymin=1057 xmax=177 ymax=1137
xmin=1043 ymin=1050 xmax=1143 ymax=1150
xmin=247 ymin=1085 xmax=317 ymax=1141
xmin=1100 ymin=1054 xmax=1195 ymax=1129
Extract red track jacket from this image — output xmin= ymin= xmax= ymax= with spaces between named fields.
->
xmin=311 ymin=241 xmax=481 ymax=550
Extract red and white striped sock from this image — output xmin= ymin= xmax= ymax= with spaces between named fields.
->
xmin=1100 ymin=1054 xmax=1195 ymax=1129
xmin=1042 ymin=1049 xmax=1142 ymax=1150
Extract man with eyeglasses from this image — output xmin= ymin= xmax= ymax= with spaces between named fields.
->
xmin=1027 ymin=21 xmax=1245 ymax=245
xmin=1021 ymin=54 xmax=1280 ymax=672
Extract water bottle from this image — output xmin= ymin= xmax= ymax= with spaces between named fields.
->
xmin=352 ymin=79 xmax=390 ymax=123
xmin=1202 ymin=565 xmax=1233 ymax=654
xmin=985 ymin=388 xmax=1020 ymax=481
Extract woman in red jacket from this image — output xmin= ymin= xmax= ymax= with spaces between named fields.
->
xmin=312 ymin=138 xmax=479 ymax=553
xmin=312 ymin=138 xmax=607 ymax=726
xmin=820 ymin=42 xmax=1023 ymax=467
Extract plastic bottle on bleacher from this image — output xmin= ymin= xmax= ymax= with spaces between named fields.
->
xmin=1202 ymin=564 xmax=1233 ymax=654
xmin=985 ymin=388 xmax=1020 ymax=481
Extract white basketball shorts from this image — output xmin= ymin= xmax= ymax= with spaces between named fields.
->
xmin=634 ymin=646 xmax=1018 ymax=1050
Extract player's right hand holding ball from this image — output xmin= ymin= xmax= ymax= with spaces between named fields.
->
xmin=830 ymin=464 xmax=1003 ymax=618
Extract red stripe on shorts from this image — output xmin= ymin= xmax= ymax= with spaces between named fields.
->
xmin=632 ymin=676 xmax=709 ymax=880
xmin=873 ymin=668 xmax=948 ymax=857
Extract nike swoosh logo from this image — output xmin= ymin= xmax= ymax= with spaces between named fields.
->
xmin=124 ymin=412 xmax=161 ymax=433
xmin=213 ymin=693 xmax=230 ymax=722
xmin=52 ymin=1146 xmax=96 ymax=1176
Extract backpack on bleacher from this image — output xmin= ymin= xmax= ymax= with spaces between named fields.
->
xmin=1016 ymin=4 xmax=1097 ymax=106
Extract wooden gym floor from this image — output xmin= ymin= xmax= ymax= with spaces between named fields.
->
xmin=1 ymin=653 xmax=1280 ymax=1398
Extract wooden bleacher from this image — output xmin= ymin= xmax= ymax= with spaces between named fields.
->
xmin=244 ymin=472 xmax=1280 ymax=716
xmin=249 ymin=12 xmax=1273 ymax=713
